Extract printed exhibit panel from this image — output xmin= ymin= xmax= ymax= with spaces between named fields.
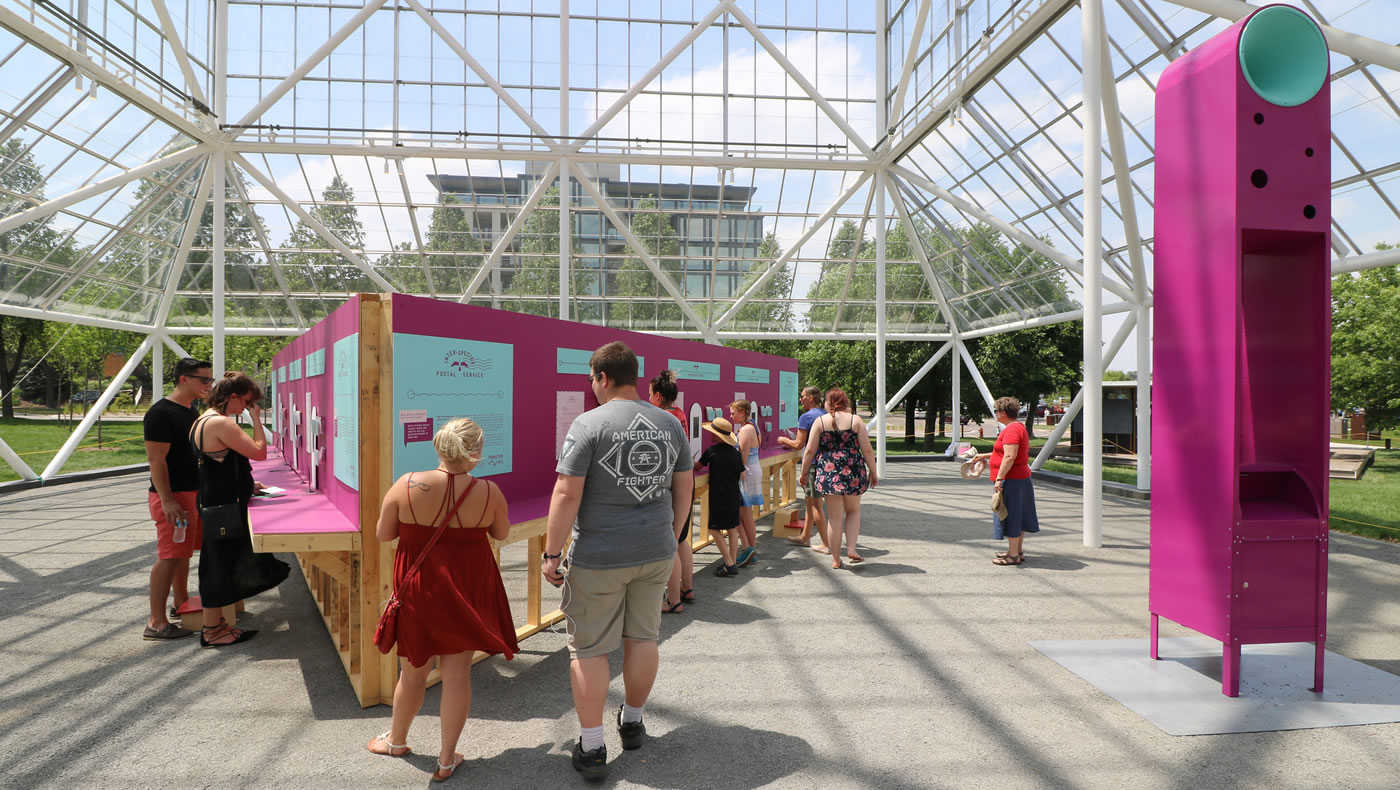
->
xmin=390 ymin=295 xmax=800 ymax=515
xmin=270 ymin=295 xmax=361 ymax=524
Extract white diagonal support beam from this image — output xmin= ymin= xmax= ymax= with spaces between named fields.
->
xmin=1333 ymin=245 xmax=1400 ymax=275
xmin=956 ymin=340 xmax=998 ymax=415
xmin=728 ymin=4 xmax=874 ymax=158
xmin=1166 ymin=0 xmax=1400 ymax=72
xmin=226 ymin=161 xmax=307 ymax=328
xmin=148 ymin=0 xmax=208 ymax=107
xmin=0 ymin=434 xmax=38 ymax=481
xmin=401 ymin=0 xmax=556 ymax=147
xmin=1031 ymin=311 xmax=1137 ymax=469
xmin=459 ymin=159 xmax=561 ymax=302
xmin=571 ymin=0 xmax=734 ymax=150
xmin=865 ymin=340 xmax=954 ymax=432
xmin=712 ymin=170 xmax=874 ymax=331
xmin=38 ymin=155 xmax=204 ymax=309
xmin=569 ymin=161 xmax=717 ymax=342
xmin=0 ymin=302 xmax=154 ymax=332
xmin=231 ymin=0 xmax=389 ymax=136
xmin=0 ymin=66 xmax=73 ymax=149
xmin=154 ymin=157 xmax=215 ymax=328
xmin=41 ymin=335 xmax=156 ymax=478
xmin=392 ymin=157 xmax=435 ymax=298
xmin=888 ymin=0 xmax=933 ymax=133
xmin=890 ymin=163 xmax=1136 ymax=303
xmin=0 ymin=145 xmax=207 ymax=236
xmin=233 ymin=153 xmax=397 ymax=292
xmin=887 ymin=0 xmax=1075 ymax=163
xmin=0 ymin=6 xmax=212 ymax=143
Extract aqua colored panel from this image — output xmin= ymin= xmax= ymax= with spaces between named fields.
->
xmin=277 ymin=366 xmax=286 ymax=383
xmin=558 ymin=347 xmax=643 ymax=378
xmin=288 ymin=360 xmax=303 ymax=381
xmin=305 ymin=348 xmax=326 ymax=377
xmin=669 ymin=359 xmax=720 ymax=381
xmin=332 ymin=334 xmax=359 ymax=491
xmin=1239 ymin=6 xmax=1327 ymax=107
xmin=735 ymin=366 xmax=770 ymax=384
xmin=556 ymin=347 xmax=592 ymax=375
xmin=779 ymin=370 xmax=800 ymax=429
xmin=393 ymin=334 xmax=513 ymax=478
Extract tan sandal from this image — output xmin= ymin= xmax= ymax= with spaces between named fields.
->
xmin=367 ymin=731 xmax=411 ymax=757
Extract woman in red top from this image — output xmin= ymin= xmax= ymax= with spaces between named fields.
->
xmin=976 ymin=396 xmax=1039 ymax=566
xmin=367 ymin=418 xmax=516 ymax=782
xmin=649 ymin=369 xmax=694 ymax=612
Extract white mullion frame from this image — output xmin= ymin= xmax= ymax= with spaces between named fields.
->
xmin=569 ymin=160 xmax=717 ymax=342
xmin=0 ymin=145 xmax=208 ymax=236
xmin=829 ymin=188 xmax=876 ymax=332
xmin=392 ymin=157 xmax=435 ymax=298
xmin=0 ymin=66 xmax=72 ymax=149
xmin=886 ymin=175 xmax=963 ymax=337
xmin=232 ymin=153 xmax=397 ymax=292
xmin=148 ymin=0 xmax=209 ymax=107
xmin=891 ymin=163 xmax=1135 ymax=302
xmin=909 ymin=187 xmax=1036 ymax=322
xmin=458 ymin=159 xmax=562 ymax=302
xmin=230 ymin=0 xmax=389 ymax=136
xmin=225 ymin=160 xmax=307 ymax=329
xmin=37 ymin=155 xmax=205 ymax=309
xmin=713 ymin=170 xmax=874 ymax=332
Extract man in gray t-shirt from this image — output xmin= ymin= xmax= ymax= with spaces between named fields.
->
xmin=543 ymin=341 xmax=693 ymax=779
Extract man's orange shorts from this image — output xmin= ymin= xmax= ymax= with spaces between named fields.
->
xmin=148 ymin=491 xmax=203 ymax=560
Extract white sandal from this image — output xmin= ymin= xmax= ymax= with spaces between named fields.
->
xmin=367 ymin=731 xmax=411 ymax=757
xmin=432 ymin=753 xmax=465 ymax=782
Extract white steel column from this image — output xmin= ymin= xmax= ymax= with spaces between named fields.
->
xmin=213 ymin=150 xmax=226 ymax=374
xmin=950 ymin=339 xmax=962 ymax=448
xmin=41 ymin=335 xmax=156 ymax=478
xmin=559 ymin=0 xmax=570 ymax=320
xmin=152 ymin=339 xmax=164 ymax=404
xmin=1081 ymin=0 xmax=1105 ymax=548
xmin=956 ymin=342 xmax=998 ymax=415
xmin=216 ymin=0 xmax=228 ymax=120
xmin=875 ymin=170 xmax=888 ymax=477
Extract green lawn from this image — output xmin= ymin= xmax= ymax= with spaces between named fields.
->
xmin=1328 ymin=451 xmax=1400 ymax=542
xmin=0 ymin=416 xmax=149 ymax=482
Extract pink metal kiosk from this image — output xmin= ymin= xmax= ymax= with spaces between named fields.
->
xmin=1151 ymin=5 xmax=1332 ymax=697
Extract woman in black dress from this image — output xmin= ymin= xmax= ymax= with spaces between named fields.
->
xmin=190 ymin=371 xmax=289 ymax=647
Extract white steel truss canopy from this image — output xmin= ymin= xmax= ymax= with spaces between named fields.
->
xmin=0 ymin=0 xmax=1397 ymax=341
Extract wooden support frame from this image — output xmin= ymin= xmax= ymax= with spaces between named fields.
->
xmin=268 ymin=294 xmax=804 ymax=706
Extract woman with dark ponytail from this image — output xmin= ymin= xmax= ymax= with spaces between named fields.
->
xmin=649 ymin=369 xmax=695 ymax=612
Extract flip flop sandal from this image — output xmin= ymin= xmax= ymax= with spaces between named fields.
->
xmin=662 ymin=596 xmax=685 ymax=614
xmin=680 ymin=588 xmax=696 ymax=603
xmin=846 ymin=555 xmax=865 ymax=564
xmin=993 ymin=554 xmax=1024 ymax=566
xmin=367 ymin=732 xmax=411 ymax=758
xmin=432 ymin=754 xmax=465 ymax=782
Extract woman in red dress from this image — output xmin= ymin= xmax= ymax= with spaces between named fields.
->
xmin=367 ymin=418 xmax=517 ymax=782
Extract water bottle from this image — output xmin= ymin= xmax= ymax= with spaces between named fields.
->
xmin=173 ymin=515 xmax=187 ymax=544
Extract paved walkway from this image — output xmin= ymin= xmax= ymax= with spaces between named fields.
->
xmin=2 ymin=462 xmax=1398 ymax=789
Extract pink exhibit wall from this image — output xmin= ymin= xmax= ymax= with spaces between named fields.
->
xmin=1151 ymin=5 xmax=1331 ymax=696
xmin=389 ymin=294 xmax=801 ymax=522
xmin=269 ymin=295 xmax=361 ymax=526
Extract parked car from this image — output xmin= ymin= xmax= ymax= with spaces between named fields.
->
xmin=71 ymin=390 xmax=102 ymax=404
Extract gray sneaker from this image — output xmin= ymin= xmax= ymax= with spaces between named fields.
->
xmin=142 ymin=623 xmax=194 ymax=641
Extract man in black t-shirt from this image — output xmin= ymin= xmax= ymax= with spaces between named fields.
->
xmin=140 ymin=357 xmax=212 ymax=640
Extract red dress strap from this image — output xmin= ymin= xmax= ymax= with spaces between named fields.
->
xmin=395 ymin=477 xmax=478 ymax=593
xmin=473 ymin=482 xmax=493 ymax=529
xmin=405 ymin=473 xmax=421 ymax=525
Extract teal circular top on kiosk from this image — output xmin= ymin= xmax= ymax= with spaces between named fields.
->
xmin=1238 ymin=6 xmax=1328 ymax=107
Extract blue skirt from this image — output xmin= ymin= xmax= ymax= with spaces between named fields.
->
xmin=993 ymin=477 xmax=1040 ymax=539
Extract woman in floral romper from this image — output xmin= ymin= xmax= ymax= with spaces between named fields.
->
xmin=799 ymin=387 xmax=877 ymax=569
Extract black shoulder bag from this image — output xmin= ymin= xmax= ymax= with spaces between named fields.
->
xmin=193 ymin=417 xmax=248 ymax=543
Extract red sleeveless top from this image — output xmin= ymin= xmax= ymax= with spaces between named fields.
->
xmin=391 ymin=472 xmax=519 ymax=667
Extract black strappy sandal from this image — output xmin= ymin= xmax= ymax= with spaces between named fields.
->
xmin=200 ymin=618 xmax=259 ymax=648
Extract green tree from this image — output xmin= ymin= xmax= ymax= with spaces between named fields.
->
xmin=1331 ymin=244 xmax=1400 ymax=430
xmin=612 ymin=197 xmax=684 ymax=329
xmin=727 ymin=232 xmax=794 ymax=332
xmin=502 ymin=186 xmax=591 ymax=318
xmin=280 ymin=175 xmax=375 ymax=316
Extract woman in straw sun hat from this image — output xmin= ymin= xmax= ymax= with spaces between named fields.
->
xmin=695 ymin=417 xmax=745 ymax=577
